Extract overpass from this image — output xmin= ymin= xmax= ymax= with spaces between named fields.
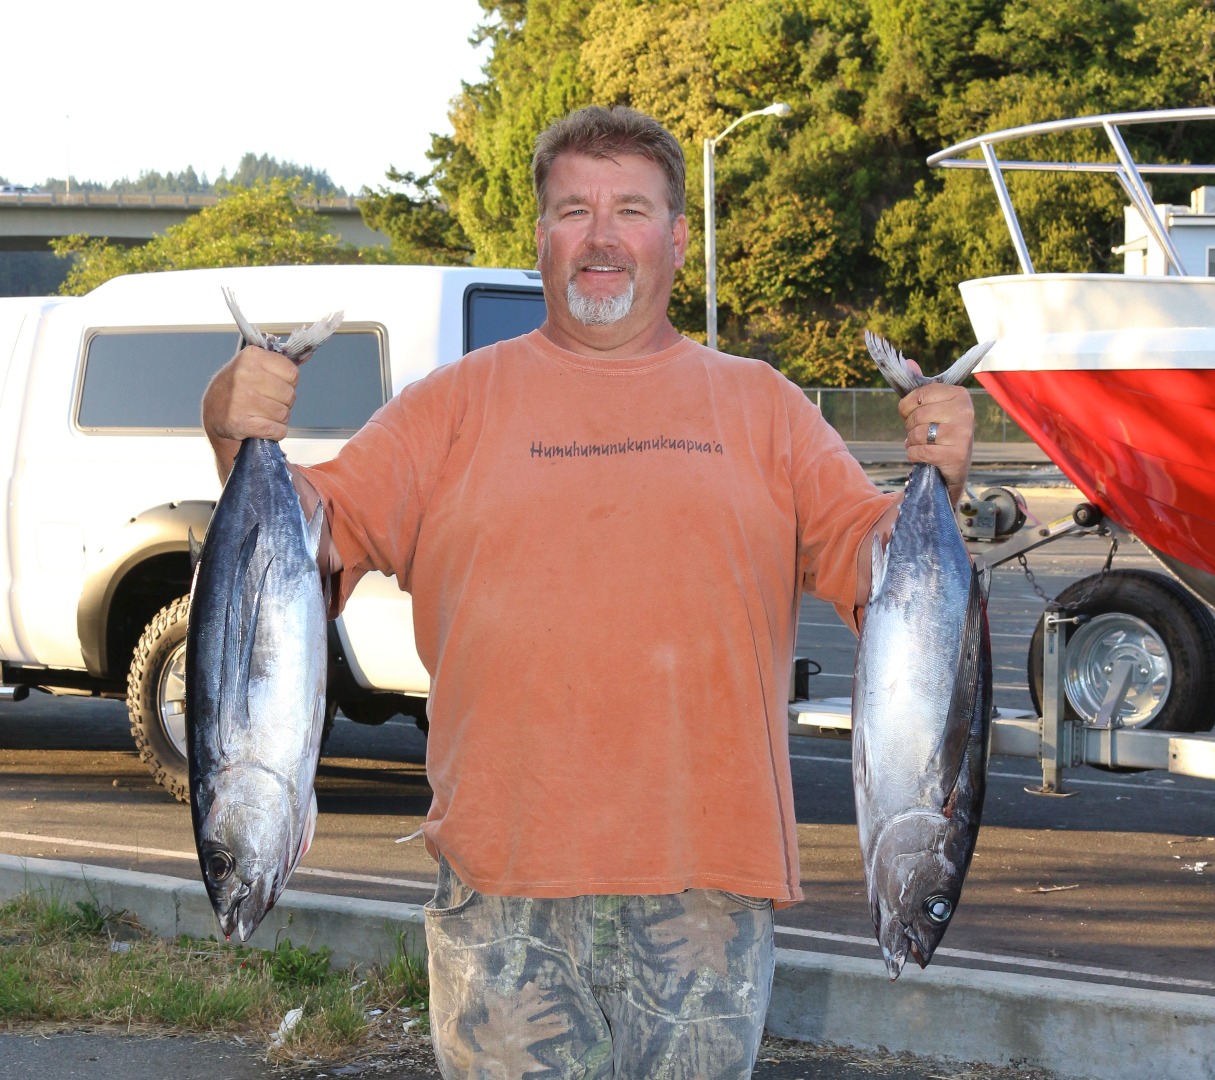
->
xmin=0 ymin=191 xmax=389 ymax=251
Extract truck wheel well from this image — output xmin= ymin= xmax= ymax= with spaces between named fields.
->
xmin=106 ymin=553 xmax=193 ymax=677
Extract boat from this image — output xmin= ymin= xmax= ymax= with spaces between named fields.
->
xmin=928 ymin=109 xmax=1215 ymax=732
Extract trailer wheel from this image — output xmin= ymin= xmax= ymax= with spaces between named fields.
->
xmin=1028 ymin=570 xmax=1215 ymax=732
xmin=127 ymin=596 xmax=191 ymax=801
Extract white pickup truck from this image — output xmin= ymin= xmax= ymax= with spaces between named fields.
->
xmin=0 ymin=264 xmax=546 ymax=799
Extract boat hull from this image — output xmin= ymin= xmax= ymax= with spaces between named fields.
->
xmin=961 ymin=275 xmax=1215 ymax=587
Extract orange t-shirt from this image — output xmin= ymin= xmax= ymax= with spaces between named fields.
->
xmin=302 ymin=330 xmax=893 ymax=902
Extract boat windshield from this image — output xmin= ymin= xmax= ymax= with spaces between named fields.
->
xmin=928 ymin=107 xmax=1215 ymax=277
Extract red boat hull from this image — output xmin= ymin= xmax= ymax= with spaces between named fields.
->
xmin=977 ymin=367 xmax=1215 ymax=576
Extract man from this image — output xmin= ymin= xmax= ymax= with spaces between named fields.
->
xmin=203 ymin=105 xmax=975 ymax=1079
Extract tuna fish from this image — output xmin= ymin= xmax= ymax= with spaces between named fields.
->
xmin=851 ymin=332 xmax=995 ymax=979
xmin=185 ymin=289 xmax=342 ymax=941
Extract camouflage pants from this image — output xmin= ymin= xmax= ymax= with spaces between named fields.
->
xmin=425 ymin=857 xmax=775 ymax=1079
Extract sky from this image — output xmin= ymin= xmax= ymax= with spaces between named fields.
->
xmin=2 ymin=1 xmax=493 ymax=193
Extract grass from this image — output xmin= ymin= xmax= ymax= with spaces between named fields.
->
xmin=0 ymin=891 xmax=430 ymax=1066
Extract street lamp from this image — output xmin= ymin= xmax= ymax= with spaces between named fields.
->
xmin=703 ymin=102 xmax=791 ymax=350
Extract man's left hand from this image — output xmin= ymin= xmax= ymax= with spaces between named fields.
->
xmin=898 ymin=381 xmax=975 ymax=505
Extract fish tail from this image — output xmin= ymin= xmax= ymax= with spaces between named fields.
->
xmin=221 ymin=287 xmax=269 ymax=351
xmin=864 ymin=331 xmax=997 ymax=391
xmin=864 ymin=331 xmax=926 ymax=395
xmin=221 ymin=286 xmax=344 ymax=362
xmin=281 ymin=311 xmax=344 ymax=362
xmin=936 ymin=339 xmax=997 ymax=386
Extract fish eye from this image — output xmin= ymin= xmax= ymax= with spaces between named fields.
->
xmin=205 ymin=849 xmax=234 ymax=883
xmin=923 ymin=895 xmax=952 ymax=924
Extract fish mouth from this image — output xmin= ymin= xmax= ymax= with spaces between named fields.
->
xmin=881 ymin=940 xmax=909 ymax=980
xmin=879 ymin=921 xmax=932 ymax=980
xmin=215 ymin=879 xmax=276 ymax=943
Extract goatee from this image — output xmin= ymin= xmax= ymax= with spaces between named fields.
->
xmin=566 ymin=279 xmax=635 ymax=325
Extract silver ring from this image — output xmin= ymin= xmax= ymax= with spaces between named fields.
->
xmin=926 ymin=422 xmax=939 ymax=445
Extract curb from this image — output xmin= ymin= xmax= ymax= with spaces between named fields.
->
xmin=4 ymin=854 xmax=1213 ymax=1080
xmin=766 ymin=947 xmax=1215 ymax=1080
xmin=0 ymin=854 xmax=425 ymax=970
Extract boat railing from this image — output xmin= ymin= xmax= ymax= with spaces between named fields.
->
xmin=927 ymin=107 xmax=1215 ymax=277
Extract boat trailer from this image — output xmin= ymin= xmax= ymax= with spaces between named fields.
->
xmin=788 ymin=495 xmax=1215 ymax=791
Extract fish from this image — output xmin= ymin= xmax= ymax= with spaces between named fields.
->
xmin=850 ymin=331 xmax=995 ymax=979
xmin=185 ymin=289 xmax=343 ymax=942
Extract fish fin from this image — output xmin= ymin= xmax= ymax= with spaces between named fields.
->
xmin=289 ymin=794 xmax=319 ymax=878
xmin=217 ymin=524 xmax=268 ymax=744
xmin=281 ymin=310 xmax=344 ymax=362
xmin=867 ymin=529 xmax=889 ymax=601
xmin=219 ymin=525 xmax=258 ymax=721
xmin=973 ymin=583 xmax=994 ymax=752
xmin=220 ymin=287 xmax=273 ymax=352
xmin=937 ymin=567 xmax=987 ymax=801
xmin=864 ymin=331 xmax=927 ymax=396
xmin=304 ymin=501 xmax=324 ymax=562
xmin=236 ymin=557 xmax=273 ymax=729
xmin=851 ymin=700 xmax=870 ymax=789
xmin=865 ymin=331 xmax=996 ymax=392
xmin=977 ymin=562 xmax=993 ymax=604
xmin=187 ymin=528 xmax=203 ymax=571
xmin=935 ymin=339 xmax=996 ymax=386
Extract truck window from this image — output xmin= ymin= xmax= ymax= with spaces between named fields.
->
xmin=464 ymin=285 xmax=546 ymax=353
xmin=76 ymin=328 xmax=387 ymax=435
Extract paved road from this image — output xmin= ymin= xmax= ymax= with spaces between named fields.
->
xmin=3 ymin=485 xmax=1213 ymax=1006
xmin=0 ymin=1027 xmax=1059 ymax=1080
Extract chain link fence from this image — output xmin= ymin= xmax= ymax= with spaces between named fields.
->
xmin=806 ymin=388 xmax=1032 ymax=443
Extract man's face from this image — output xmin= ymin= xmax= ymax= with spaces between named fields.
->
xmin=535 ymin=151 xmax=687 ymax=354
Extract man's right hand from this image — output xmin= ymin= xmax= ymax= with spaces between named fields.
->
xmin=202 ymin=345 xmax=301 ymax=479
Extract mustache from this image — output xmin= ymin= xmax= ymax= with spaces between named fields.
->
xmin=573 ymin=250 xmax=637 ymax=274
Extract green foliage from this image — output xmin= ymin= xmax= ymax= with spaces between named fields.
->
xmin=405 ymin=0 xmax=1215 ymax=377
xmin=52 ymin=179 xmax=386 ymax=295
xmin=0 ymin=891 xmax=430 ymax=1062
xmin=266 ymin=938 xmax=334 ymax=990
xmin=382 ymin=933 xmax=431 ymax=1015
xmin=424 ymin=0 xmax=595 ymax=269
xmin=581 ymin=0 xmax=720 ymax=144
xmin=31 ymin=152 xmax=345 ymax=198
xmin=223 ymin=152 xmax=346 ymax=196
xmin=107 ymin=165 xmax=212 ymax=196
xmin=359 ymin=169 xmax=473 ymax=265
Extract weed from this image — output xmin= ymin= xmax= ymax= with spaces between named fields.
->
xmin=0 ymin=892 xmax=430 ymax=1066
xmin=267 ymin=938 xmax=333 ymax=989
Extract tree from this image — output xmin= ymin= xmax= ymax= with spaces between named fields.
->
xmin=873 ymin=0 xmax=1215 ymax=362
xmin=224 ymin=153 xmax=346 ymax=197
xmin=430 ymin=0 xmax=594 ymax=268
xmin=422 ymin=0 xmax=1215 ymax=380
xmin=358 ymin=169 xmax=474 ymax=265
xmin=33 ymin=152 xmax=346 ymax=199
xmin=52 ymin=179 xmax=385 ymax=296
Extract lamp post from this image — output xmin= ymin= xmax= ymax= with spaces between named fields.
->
xmin=703 ymin=102 xmax=791 ymax=350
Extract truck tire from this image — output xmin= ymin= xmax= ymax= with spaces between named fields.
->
xmin=1028 ymin=569 xmax=1215 ymax=732
xmin=127 ymin=596 xmax=191 ymax=802
xmin=128 ymin=595 xmax=340 ymax=800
